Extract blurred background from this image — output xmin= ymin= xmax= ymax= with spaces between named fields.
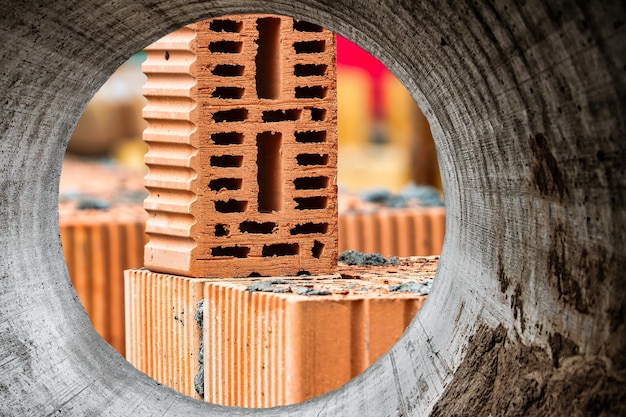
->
xmin=59 ymin=31 xmax=445 ymax=357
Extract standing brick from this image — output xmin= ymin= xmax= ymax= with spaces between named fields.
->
xmin=142 ymin=15 xmax=338 ymax=278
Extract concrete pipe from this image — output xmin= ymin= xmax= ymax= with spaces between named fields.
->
xmin=1 ymin=1 xmax=624 ymax=415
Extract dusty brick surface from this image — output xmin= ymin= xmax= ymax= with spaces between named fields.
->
xmin=142 ymin=16 xmax=338 ymax=278
xmin=124 ymin=257 xmax=436 ymax=407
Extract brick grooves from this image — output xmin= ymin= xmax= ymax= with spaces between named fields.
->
xmin=142 ymin=15 xmax=338 ymax=278
xmin=338 ymin=207 xmax=446 ymax=256
xmin=60 ymin=207 xmax=147 ymax=355
xmin=125 ymin=257 xmax=434 ymax=407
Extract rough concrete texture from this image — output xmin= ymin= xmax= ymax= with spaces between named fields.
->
xmin=0 ymin=1 xmax=624 ymax=416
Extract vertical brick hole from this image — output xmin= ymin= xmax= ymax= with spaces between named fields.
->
xmin=256 ymin=17 xmax=282 ymax=99
xmin=215 ymin=224 xmax=230 ymax=236
xmin=310 ymin=108 xmax=327 ymax=121
xmin=257 ymin=132 xmax=282 ymax=213
xmin=312 ymin=240 xmax=325 ymax=258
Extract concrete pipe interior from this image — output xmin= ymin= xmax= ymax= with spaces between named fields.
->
xmin=1 ymin=1 xmax=624 ymax=416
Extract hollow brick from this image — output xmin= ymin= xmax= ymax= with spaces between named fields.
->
xmin=124 ymin=257 xmax=436 ymax=407
xmin=142 ymin=15 xmax=338 ymax=278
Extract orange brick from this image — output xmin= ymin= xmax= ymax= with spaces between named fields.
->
xmin=338 ymin=207 xmax=446 ymax=256
xmin=142 ymin=16 xmax=338 ymax=278
xmin=60 ymin=206 xmax=147 ymax=355
xmin=124 ymin=257 xmax=435 ymax=407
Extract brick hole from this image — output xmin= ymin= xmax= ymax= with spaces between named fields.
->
xmin=212 ymin=87 xmax=245 ymax=99
xmin=211 ymin=246 xmax=250 ymax=258
xmin=208 ymin=178 xmax=242 ymax=191
xmin=211 ymin=132 xmax=244 ymax=145
xmin=290 ymin=222 xmax=329 ymax=235
xmin=294 ymin=176 xmax=329 ymax=190
xmin=294 ymin=196 xmax=328 ymax=210
xmin=212 ymin=108 xmax=248 ymax=122
xmin=262 ymin=109 xmax=302 ymax=122
xmin=295 ymin=86 xmax=328 ymax=99
xmin=212 ymin=64 xmax=245 ymax=77
xmin=209 ymin=19 xmax=243 ymax=33
xmin=294 ymin=64 xmax=327 ymax=77
xmin=256 ymin=17 xmax=282 ymax=99
xmin=262 ymin=243 xmax=299 ymax=257
xmin=296 ymin=153 xmax=329 ymax=166
xmin=293 ymin=20 xmax=324 ymax=32
xmin=215 ymin=200 xmax=248 ymax=213
xmin=164 ymin=51 xmax=170 ymax=60
xmin=257 ymin=132 xmax=282 ymax=213
xmin=294 ymin=40 xmax=326 ymax=54
xmin=310 ymin=108 xmax=327 ymax=121
xmin=295 ymin=130 xmax=326 ymax=143
xmin=208 ymin=41 xmax=243 ymax=53
xmin=239 ymin=221 xmax=276 ymax=234
xmin=297 ymin=270 xmax=311 ymax=276
xmin=215 ymin=224 xmax=230 ymax=236
xmin=248 ymin=272 xmax=262 ymax=277
xmin=312 ymin=240 xmax=325 ymax=258
xmin=210 ymin=155 xmax=243 ymax=167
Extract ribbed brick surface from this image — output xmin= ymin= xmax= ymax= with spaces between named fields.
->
xmin=142 ymin=16 xmax=338 ymax=278
xmin=338 ymin=207 xmax=445 ymax=256
xmin=124 ymin=257 xmax=435 ymax=407
xmin=124 ymin=269 xmax=205 ymax=398
xmin=60 ymin=206 xmax=147 ymax=355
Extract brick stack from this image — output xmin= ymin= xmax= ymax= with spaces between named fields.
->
xmin=59 ymin=158 xmax=148 ymax=355
xmin=142 ymin=15 xmax=337 ymax=278
xmin=126 ymin=15 xmax=433 ymax=408
xmin=126 ymin=257 xmax=436 ymax=407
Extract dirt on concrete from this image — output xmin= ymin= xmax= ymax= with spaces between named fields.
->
xmin=430 ymin=325 xmax=626 ymax=417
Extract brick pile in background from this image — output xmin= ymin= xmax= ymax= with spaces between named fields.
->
xmin=338 ymin=185 xmax=445 ymax=256
xmin=142 ymin=15 xmax=338 ymax=278
xmin=125 ymin=257 xmax=436 ymax=407
xmin=60 ymin=157 xmax=147 ymax=355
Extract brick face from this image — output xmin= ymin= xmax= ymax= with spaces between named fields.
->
xmin=125 ymin=257 xmax=436 ymax=407
xmin=143 ymin=15 xmax=338 ymax=278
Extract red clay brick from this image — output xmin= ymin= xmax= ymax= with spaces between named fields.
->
xmin=142 ymin=16 xmax=338 ymax=278
xmin=124 ymin=257 xmax=436 ymax=407
xmin=338 ymin=207 xmax=445 ymax=256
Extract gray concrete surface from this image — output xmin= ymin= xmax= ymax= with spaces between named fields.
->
xmin=0 ymin=1 xmax=624 ymax=415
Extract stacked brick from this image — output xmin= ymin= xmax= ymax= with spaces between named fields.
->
xmin=338 ymin=207 xmax=445 ymax=256
xmin=59 ymin=158 xmax=147 ymax=355
xmin=142 ymin=15 xmax=337 ymax=278
xmin=126 ymin=14 xmax=435 ymax=409
xmin=125 ymin=257 xmax=436 ymax=407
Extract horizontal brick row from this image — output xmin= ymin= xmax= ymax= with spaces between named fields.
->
xmin=125 ymin=257 xmax=436 ymax=407
xmin=338 ymin=207 xmax=445 ymax=256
